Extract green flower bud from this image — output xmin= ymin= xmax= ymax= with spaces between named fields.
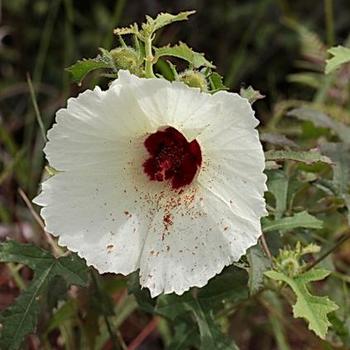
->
xmin=178 ymin=70 xmax=208 ymax=91
xmin=110 ymin=47 xmax=142 ymax=75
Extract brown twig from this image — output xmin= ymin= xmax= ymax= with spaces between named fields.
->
xmin=18 ymin=188 xmax=62 ymax=257
xmin=304 ymin=231 xmax=350 ymax=272
xmin=260 ymin=232 xmax=273 ymax=261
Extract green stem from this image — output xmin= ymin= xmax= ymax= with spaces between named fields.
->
xmin=144 ymin=36 xmax=155 ymax=78
xmin=33 ymin=0 xmax=61 ymax=84
xmin=324 ymin=0 xmax=335 ymax=47
xmin=7 ymin=263 xmax=26 ymax=290
xmin=91 ymin=271 xmax=121 ymax=350
xmin=304 ymin=232 xmax=350 ymax=272
xmin=59 ymin=323 xmax=75 ymax=350
xmin=26 ymin=74 xmax=47 ymax=143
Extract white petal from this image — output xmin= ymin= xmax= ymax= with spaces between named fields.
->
xmin=34 ymin=81 xmax=158 ymax=274
xmin=197 ymin=90 xmax=267 ymax=222
xmin=45 ymin=84 xmax=151 ymax=172
xmin=138 ymin=184 xmax=260 ymax=297
xmin=34 ymin=168 xmax=154 ymax=275
xmin=117 ymin=70 xmax=217 ymax=140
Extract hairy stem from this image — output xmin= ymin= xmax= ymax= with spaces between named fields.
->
xmin=144 ymin=36 xmax=155 ymax=78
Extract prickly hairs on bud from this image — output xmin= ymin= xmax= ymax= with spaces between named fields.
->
xmin=178 ymin=70 xmax=208 ymax=91
xmin=110 ymin=47 xmax=142 ymax=75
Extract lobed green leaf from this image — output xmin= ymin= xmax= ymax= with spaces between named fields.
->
xmin=66 ymin=51 xmax=115 ymax=84
xmin=146 ymin=11 xmax=196 ymax=33
xmin=154 ymin=42 xmax=214 ymax=68
xmin=0 ymin=241 xmax=88 ymax=350
xmin=240 ymin=85 xmax=265 ymax=104
xmin=325 ymin=45 xmax=350 ymax=74
xmin=265 ymin=269 xmax=338 ymax=339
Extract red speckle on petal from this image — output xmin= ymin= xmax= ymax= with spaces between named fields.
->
xmin=143 ymin=127 xmax=202 ymax=189
xmin=163 ymin=213 xmax=173 ymax=232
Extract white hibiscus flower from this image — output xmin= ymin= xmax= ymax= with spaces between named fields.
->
xmin=34 ymin=70 xmax=267 ymax=297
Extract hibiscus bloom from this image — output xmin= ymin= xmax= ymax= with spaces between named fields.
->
xmin=34 ymin=70 xmax=267 ymax=297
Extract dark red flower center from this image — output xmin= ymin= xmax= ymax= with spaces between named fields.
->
xmin=143 ymin=127 xmax=202 ymax=189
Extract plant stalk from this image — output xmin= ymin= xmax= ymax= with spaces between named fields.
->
xmin=91 ymin=271 xmax=121 ymax=350
xmin=304 ymin=232 xmax=350 ymax=272
xmin=144 ymin=36 xmax=155 ymax=78
xmin=324 ymin=0 xmax=335 ymax=47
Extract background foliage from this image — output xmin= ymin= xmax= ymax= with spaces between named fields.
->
xmin=1 ymin=0 xmax=350 ymax=349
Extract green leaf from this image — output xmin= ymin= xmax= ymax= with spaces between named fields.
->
xmin=157 ymin=297 xmax=238 ymax=349
xmin=264 ymin=291 xmax=291 ymax=350
xmin=247 ymin=245 xmax=272 ymax=295
xmin=98 ymin=47 xmax=117 ymax=69
xmin=127 ymin=271 xmax=155 ymax=313
xmin=320 ymin=143 xmax=350 ymax=195
xmin=156 ymin=268 xmax=246 ymax=349
xmin=156 ymin=292 xmax=195 ymax=320
xmin=287 ymin=72 xmax=323 ymax=90
xmin=0 ymin=266 xmax=53 ymax=350
xmin=187 ymin=300 xmax=239 ymax=350
xmin=328 ymin=313 xmax=350 ymax=347
xmin=155 ymin=59 xmax=177 ymax=81
xmin=262 ymin=211 xmax=323 ymax=233
xmin=265 ymin=150 xmax=332 ymax=165
xmin=66 ymin=52 xmax=115 ymax=84
xmin=260 ymin=132 xmax=298 ymax=148
xmin=156 ymin=268 xmax=248 ymax=320
xmin=239 ymin=85 xmax=265 ymax=104
xmin=320 ymin=143 xmax=350 ymax=224
xmin=117 ymin=11 xmax=196 ymax=40
xmin=208 ymin=72 xmax=228 ymax=92
xmin=46 ymin=299 xmax=78 ymax=334
xmin=55 ymin=254 xmax=90 ymax=286
xmin=197 ymin=267 xmax=248 ymax=310
xmin=154 ymin=42 xmax=214 ymax=69
xmin=267 ymin=171 xmax=289 ymax=219
xmin=0 ymin=241 xmax=89 ymax=350
xmin=146 ymin=11 xmax=195 ymax=33
xmin=46 ymin=275 xmax=67 ymax=309
xmin=265 ymin=269 xmax=338 ymax=339
xmin=285 ymin=18 xmax=326 ymax=63
xmin=113 ymin=23 xmax=138 ymax=37
xmin=0 ymin=240 xmax=53 ymax=269
xmin=167 ymin=323 xmax=198 ymax=350
xmin=287 ymin=108 xmax=350 ymax=143
xmin=325 ymin=45 xmax=350 ymax=74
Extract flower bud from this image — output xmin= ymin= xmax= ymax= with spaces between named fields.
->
xmin=178 ymin=70 xmax=208 ymax=91
xmin=110 ymin=47 xmax=142 ymax=75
